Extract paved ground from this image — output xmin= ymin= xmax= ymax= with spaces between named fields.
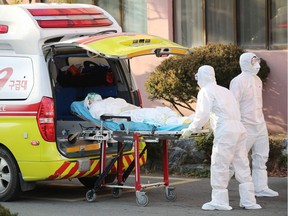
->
xmin=1 ymin=175 xmax=287 ymax=216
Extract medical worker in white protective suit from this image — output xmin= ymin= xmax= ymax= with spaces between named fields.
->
xmin=229 ymin=52 xmax=279 ymax=197
xmin=181 ymin=65 xmax=261 ymax=210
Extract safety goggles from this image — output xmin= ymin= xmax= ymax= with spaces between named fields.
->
xmin=251 ymin=56 xmax=261 ymax=65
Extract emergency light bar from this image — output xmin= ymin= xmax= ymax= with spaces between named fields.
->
xmin=28 ymin=8 xmax=102 ymax=16
xmin=27 ymin=8 xmax=113 ymax=28
xmin=0 ymin=25 xmax=8 ymax=34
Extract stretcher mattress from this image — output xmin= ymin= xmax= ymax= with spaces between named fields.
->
xmin=71 ymin=101 xmax=189 ymax=132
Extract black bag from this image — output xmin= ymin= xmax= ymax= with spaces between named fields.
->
xmin=82 ymin=61 xmax=109 ymax=74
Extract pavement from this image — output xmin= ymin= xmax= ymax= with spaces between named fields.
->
xmin=1 ymin=176 xmax=287 ymax=216
xmin=170 ymin=176 xmax=287 ymax=216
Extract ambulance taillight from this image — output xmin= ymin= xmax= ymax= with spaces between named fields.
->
xmin=37 ymin=97 xmax=55 ymax=142
xmin=27 ymin=8 xmax=113 ymax=28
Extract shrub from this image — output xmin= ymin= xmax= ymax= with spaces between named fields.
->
xmin=267 ymin=134 xmax=287 ymax=176
xmin=145 ymin=43 xmax=270 ymax=114
xmin=0 ymin=204 xmax=18 ymax=216
xmin=193 ymin=133 xmax=287 ymax=177
xmin=194 ymin=132 xmax=214 ymax=164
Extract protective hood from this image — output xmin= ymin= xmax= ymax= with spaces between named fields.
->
xmin=196 ymin=65 xmax=217 ymax=88
xmin=239 ymin=52 xmax=261 ymax=75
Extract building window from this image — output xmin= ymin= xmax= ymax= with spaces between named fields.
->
xmin=270 ymin=0 xmax=287 ymax=49
xmin=237 ymin=0 xmax=266 ymax=49
xmin=173 ymin=0 xmax=287 ymax=50
xmin=206 ymin=0 xmax=234 ymax=44
xmin=174 ymin=0 xmax=203 ymax=47
xmin=122 ymin=0 xmax=147 ymax=33
xmin=96 ymin=0 xmax=147 ymax=33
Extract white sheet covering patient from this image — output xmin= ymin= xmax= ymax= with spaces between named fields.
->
xmin=84 ymin=93 xmax=194 ymax=126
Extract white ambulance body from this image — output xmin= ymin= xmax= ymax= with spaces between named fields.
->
xmin=0 ymin=3 xmax=190 ymax=201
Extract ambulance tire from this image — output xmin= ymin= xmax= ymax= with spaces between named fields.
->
xmin=78 ymin=174 xmax=116 ymax=189
xmin=0 ymin=147 xmax=21 ymax=201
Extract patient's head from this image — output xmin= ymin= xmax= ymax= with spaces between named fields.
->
xmin=84 ymin=92 xmax=102 ymax=109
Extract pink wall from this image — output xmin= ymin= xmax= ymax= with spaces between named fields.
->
xmin=253 ymin=50 xmax=288 ymax=134
xmin=130 ymin=0 xmax=287 ymax=134
xmin=130 ymin=0 xmax=174 ymax=109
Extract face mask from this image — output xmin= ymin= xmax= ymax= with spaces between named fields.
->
xmin=250 ymin=56 xmax=261 ymax=74
xmin=251 ymin=61 xmax=261 ymax=75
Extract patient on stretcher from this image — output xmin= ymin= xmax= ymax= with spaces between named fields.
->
xmin=84 ymin=93 xmax=194 ymax=126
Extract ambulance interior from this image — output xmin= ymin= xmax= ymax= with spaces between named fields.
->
xmin=47 ymin=47 xmax=137 ymax=158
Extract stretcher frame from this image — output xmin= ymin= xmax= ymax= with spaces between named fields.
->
xmin=71 ymin=113 xmax=202 ymax=206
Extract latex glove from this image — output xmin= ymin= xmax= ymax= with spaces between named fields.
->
xmin=180 ymin=128 xmax=193 ymax=139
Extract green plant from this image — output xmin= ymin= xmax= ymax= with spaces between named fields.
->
xmin=0 ymin=204 xmax=18 ymax=216
xmin=185 ymin=167 xmax=211 ymax=178
xmin=194 ymin=132 xmax=214 ymax=164
xmin=193 ymin=132 xmax=287 ymax=177
xmin=145 ymin=43 xmax=270 ymax=115
xmin=267 ymin=134 xmax=287 ymax=176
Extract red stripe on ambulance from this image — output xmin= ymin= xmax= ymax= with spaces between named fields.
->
xmin=124 ymin=155 xmax=132 ymax=165
xmin=62 ymin=163 xmax=79 ymax=179
xmin=47 ymin=152 xmax=146 ymax=180
xmin=0 ymin=103 xmax=39 ymax=116
xmin=87 ymin=161 xmax=101 ymax=176
xmin=140 ymin=154 xmax=146 ymax=164
xmin=48 ymin=161 xmax=71 ymax=180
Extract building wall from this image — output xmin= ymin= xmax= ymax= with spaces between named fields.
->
xmin=130 ymin=0 xmax=175 ymax=109
xmin=254 ymin=50 xmax=288 ymax=134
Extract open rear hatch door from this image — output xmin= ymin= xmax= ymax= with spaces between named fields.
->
xmin=48 ymin=33 xmax=191 ymax=158
xmin=44 ymin=32 xmax=191 ymax=58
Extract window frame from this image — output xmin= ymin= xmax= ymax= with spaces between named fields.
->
xmin=172 ymin=0 xmax=287 ymax=50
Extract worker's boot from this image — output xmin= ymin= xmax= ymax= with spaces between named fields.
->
xmin=239 ymin=182 xmax=262 ymax=209
xmin=202 ymin=189 xmax=232 ymax=211
xmin=253 ymin=169 xmax=279 ymax=197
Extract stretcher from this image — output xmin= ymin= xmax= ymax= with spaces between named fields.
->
xmin=70 ymin=101 xmax=203 ymax=206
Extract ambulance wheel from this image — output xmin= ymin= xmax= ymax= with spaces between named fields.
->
xmin=0 ymin=147 xmax=21 ymax=201
xmin=86 ymin=190 xmax=96 ymax=202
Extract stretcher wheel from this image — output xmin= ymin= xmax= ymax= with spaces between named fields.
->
xmin=165 ymin=186 xmax=177 ymax=201
xmin=135 ymin=192 xmax=149 ymax=207
xmin=112 ymin=188 xmax=122 ymax=198
xmin=86 ymin=190 xmax=96 ymax=202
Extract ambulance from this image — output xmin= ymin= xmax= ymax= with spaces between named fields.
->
xmin=0 ymin=3 xmax=190 ymax=201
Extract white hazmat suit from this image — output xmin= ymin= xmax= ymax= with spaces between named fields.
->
xmin=181 ymin=65 xmax=261 ymax=210
xmin=229 ymin=52 xmax=279 ymax=197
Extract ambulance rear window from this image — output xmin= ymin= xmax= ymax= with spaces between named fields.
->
xmin=27 ymin=8 xmax=113 ymax=28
